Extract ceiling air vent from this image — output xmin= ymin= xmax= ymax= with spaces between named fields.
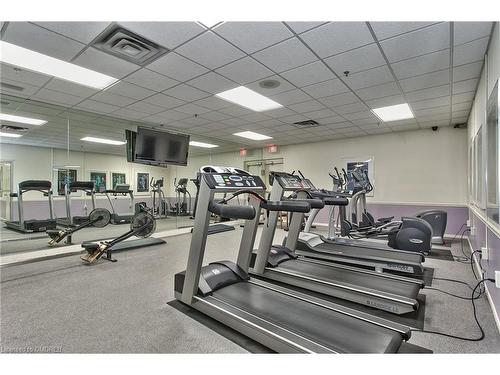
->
xmin=0 ymin=124 xmax=29 ymax=132
xmin=1 ymin=82 xmax=24 ymax=91
xmin=293 ymin=119 xmax=321 ymax=128
xmin=92 ymin=24 xmax=169 ymax=66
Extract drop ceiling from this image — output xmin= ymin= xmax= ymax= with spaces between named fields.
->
xmin=0 ymin=21 xmax=494 ymax=155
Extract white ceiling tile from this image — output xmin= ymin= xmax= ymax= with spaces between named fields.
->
xmin=264 ymin=107 xmax=297 ymax=118
xmin=148 ymin=109 xmax=191 ymax=122
xmin=452 ymin=78 xmax=478 ymax=94
xmin=111 ymin=107 xmax=149 ymax=120
xmin=343 ymin=111 xmax=374 ymax=121
xmin=123 ymin=68 xmax=179 ymax=92
xmin=76 ymin=99 xmax=121 ymax=114
xmin=220 ymin=117 xmax=250 ymax=126
xmin=218 ymin=105 xmax=252 ymax=117
xmin=454 ymin=22 xmax=493 ymax=45
xmin=193 ymin=96 xmax=232 ymax=110
xmin=0 ymin=80 xmax=39 ymax=98
xmin=391 ymin=49 xmax=450 ymax=79
xmin=0 ymin=62 xmax=52 ymax=87
xmin=2 ymin=22 xmax=85 ymax=61
xmin=399 ymin=69 xmax=450 ymax=92
xmin=33 ymin=22 xmax=110 ymax=44
xmin=324 ymin=44 xmax=385 ymax=75
xmin=285 ymin=22 xmax=328 ymax=35
xmin=411 ymin=96 xmax=450 ymax=110
xmin=44 ymin=78 xmax=99 ymax=98
xmin=334 ymin=101 xmax=369 ymax=115
xmin=240 ymin=112 xmax=271 ymax=123
xmin=302 ymin=108 xmax=337 ymax=120
xmin=72 ymin=47 xmax=140 ymax=79
xmin=417 ymin=112 xmax=450 ymax=122
xmin=370 ymin=22 xmax=439 ymax=40
xmin=187 ymin=72 xmax=238 ymax=94
xmin=279 ymin=114 xmax=309 ymax=124
xmin=142 ymin=93 xmax=185 ymax=109
xmin=199 ymin=111 xmax=232 ymax=121
xmin=319 ymin=92 xmax=359 ymax=107
xmin=452 ymin=101 xmax=472 ymax=112
xmin=366 ymin=94 xmax=406 ymax=109
xmin=300 ymin=22 xmax=374 ymax=58
xmin=181 ymin=116 xmax=212 ymax=126
xmin=126 ymin=101 xmax=165 ymax=115
xmin=175 ymin=103 xmax=212 ymax=115
xmin=302 ymin=79 xmax=350 ymax=99
xmin=118 ymin=22 xmax=205 ymax=49
xmin=216 ymin=57 xmax=273 ymax=85
xmin=287 ymin=100 xmax=325 ymax=113
xmin=414 ymin=105 xmax=450 ymax=116
xmin=452 ymin=92 xmax=475 ymax=104
xmin=176 ymin=32 xmax=246 ymax=69
xmin=380 ymin=23 xmax=450 ymax=63
xmin=252 ymin=38 xmax=317 ymax=73
xmin=246 ymin=75 xmax=295 ymax=96
xmin=280 ymin=61 xmax=335 ymax=87
xmin=453 ymin=61 xmax=483 ymax=82
xmin=315 ymin=115 xmax=347 ymax=124
xmin=453 ymin=37 xmax=489 ymax=66
xmin=147 ymin=52 xmax=209 ymax=81
xmin=163 ymin=84 xmax=210 ymax=101
xmin=343 ymin=65 xmax=394 ymax=90
xmin=215 ymin=22 xmax=293 ymax=54
xmin=406 ymin=85 xmax=450 ymax=102
xmin=106 ymin=81 xmax=155 ymax=100
xmin=355 ymin=82 xmax=401 ymax=100
xmin=32 ymin=88 xmax=83 ymax=106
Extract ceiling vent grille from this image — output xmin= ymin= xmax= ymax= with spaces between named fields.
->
xmin=92 ymin=24 xmax=169 ymax=66
xmin=1 ymin=82 xmax=24 ymax=91
xmin=293 ymin=119 xmax=321 ymax=128
xmin=0 ymin=124 xmax=29 ymax=132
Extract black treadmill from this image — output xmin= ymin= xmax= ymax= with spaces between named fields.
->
xmin=105 ymin=184 xmax=135 ymax=224
xmin=174 ymin=166 xmax=412 ymax=353
xmin=5 ymin=180 xmax=57 ymax=233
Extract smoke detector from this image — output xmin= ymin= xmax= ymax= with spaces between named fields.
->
xmin=259 ymin=80 xmax=281 ymax=89
xmin=92 ymin=24 xmax=169 ymax=66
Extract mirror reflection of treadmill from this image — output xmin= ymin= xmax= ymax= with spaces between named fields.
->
xmin=104 ymin=184 xmax=135 ymax=224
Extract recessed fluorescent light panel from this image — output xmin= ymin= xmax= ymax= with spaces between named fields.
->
xmin=81 ymin=136 xmax=126 ymax=145
xmin=0 ymin=113 xmax=47 ymax=126
xmin=0 ymin=41 xmax=118 ymax=90
xmin=372 ymin=103 xmax=414 ymax=122
xmin=233 ymin=131 xmax=273 ymax=141
xmin=189 ymin=141 xmax=219 ymax=148
xmin=0 ymin=132 xmax=23 ymax=138
xmin=216 ymin=86 xmax=283 ymax=112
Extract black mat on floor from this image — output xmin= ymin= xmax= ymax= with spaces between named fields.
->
xmin=427 ymin=248 xmax=454 ymax=261
xmin=169 ymin=299 xmax=431 ymax=353
xmin=422 ymin=267 xmax=434 ymax=286
xmin=191 ymin=224 xmax=235 ymax=235
xmin=168 ymin=300 xmax=271 ymax=353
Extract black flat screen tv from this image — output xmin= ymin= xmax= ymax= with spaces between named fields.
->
xmin=125 ymin=128 xmax=190 ymax=167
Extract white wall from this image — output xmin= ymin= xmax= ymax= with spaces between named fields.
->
xmin=172 ymin=126 xmax=467 ymax=205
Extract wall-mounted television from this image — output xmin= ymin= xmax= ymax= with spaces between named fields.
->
xmin=125 ymin=128 xmax=190 ymax=167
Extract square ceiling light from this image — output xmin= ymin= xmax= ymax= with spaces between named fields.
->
xmin=0 ymin=113 xmax=47 ymax=126
xmin=372 ymin=103 xmax=414 ymax=122
xmin=0 ymin=41 xmax=118 ymax=90
xmin=216 ymin=86 xmax=283 ymax=112
xmin=189 ymin=141 xmax=219 ymax=148
xmin=233 ymin=131 xmax=272 ymax=141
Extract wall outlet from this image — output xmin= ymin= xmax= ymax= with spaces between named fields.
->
xmin=481 ymin=246 xmax=489 ymax=260
xmin=470 ymin=226 xmax=475 ymax=235
xmin=496 ymin=271 xmax=500 ymax=288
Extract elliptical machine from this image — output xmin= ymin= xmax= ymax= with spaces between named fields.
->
xmin=170 ymin=178 xmax=191 ymax=216
xmin=150 ymin=177 xmax=168 ymax=219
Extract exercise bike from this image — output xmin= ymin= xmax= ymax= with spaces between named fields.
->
xmin=46 ymin=208 xmax=111 ymax=245
xmin=80 ymin=211 xmax=156 ymax=263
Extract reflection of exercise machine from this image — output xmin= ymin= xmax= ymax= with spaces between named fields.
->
xmin=105 ymin=184 xmax=134 ymax=224
xmin=57 ymin=181 xmax=96 ymax=227
xmin=81 ymin=211 xmax=156 ymax=263
xmin=5 ymin=180 xmax=57 ymax=232
xmin=150 ymin=177 xmax=168 ymax=218
xmin=47 ymin=208 xmax=111 ymax=245
xmin=171 ymin=178 xmax=191 ymax=216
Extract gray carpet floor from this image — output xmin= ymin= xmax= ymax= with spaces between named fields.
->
xmin=1 ymin=227 xmax=499 ymax=353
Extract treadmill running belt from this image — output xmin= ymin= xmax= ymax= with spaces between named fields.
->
xmin=213 ymin=282 xmax=402 ymax=353
xmin=312 ymin=241 xmax=423 ymax=263
xmin=278 ymin=259 xmax=421 ymax=298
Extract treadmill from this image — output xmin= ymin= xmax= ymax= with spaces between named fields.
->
xmin=57 ymin=181 xmax=96 ymax=227
xmin=290 ymin=175 xmax=426 ymax=276
xmin=105 ymin=184 xmax=135 ymax=224
xmin=5 ymin=180 xmax=57 ymax=233
xmin=174 ymin=167 xmax=412 ymax=353
xmin=250 ymin=172 xmax=424 ymax=315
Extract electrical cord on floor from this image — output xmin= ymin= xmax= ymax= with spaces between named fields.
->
xmin=460 ymin=228 xmax=471 ymax=260
xmin=426 ymin=286 xmax=483 ymax=300
xmin=411 ymin=278 xmax=495 ymax=341
xmin=449 ymin=223 xmax=467 ymax=242
xmin=470 ymin=249 xmax=483 ymax=280
xmin=432 ymin=277 xmax=474 ymax=290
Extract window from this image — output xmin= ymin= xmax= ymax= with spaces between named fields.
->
xmin=475 ymin=126 xmax=484 ymax=210
xmin=487 ymin=80 xmax=499 ymax=225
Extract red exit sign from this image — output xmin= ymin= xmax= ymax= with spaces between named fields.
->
xmin=267 ymin=144 xmax=278 ymax=153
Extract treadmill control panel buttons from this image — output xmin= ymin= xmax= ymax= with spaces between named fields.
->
xmin=205 ymin=173 xmax=266 ymax=190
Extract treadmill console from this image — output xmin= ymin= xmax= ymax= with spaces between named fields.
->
xmin=272 ymin=172 xmax=311 ymax=191
xmin=204 ymin=173 xmax=266 ymax=190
